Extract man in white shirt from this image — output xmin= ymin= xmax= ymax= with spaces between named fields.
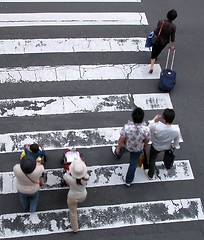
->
xmin=144 ymin=108 xmax=180 ymax=179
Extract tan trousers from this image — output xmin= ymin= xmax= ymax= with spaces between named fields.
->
xmin=67 ymin=196 xmax=86 ymax=232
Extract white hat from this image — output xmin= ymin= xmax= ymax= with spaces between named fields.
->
xmin=70 ymin=159 xmax=87 ymax=179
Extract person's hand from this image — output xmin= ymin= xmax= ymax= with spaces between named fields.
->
xmin=153 ymin=114 xmax=161 ymax=121
xmin=41 ymin=146 xmax=44 ymax=150
xmin=116 ymin=147 xmax=120 ymax=155
xmin=25 ymin=144 xmax=29 ymax=148
xmin=170 ymin=45 xmax=175 ymax=50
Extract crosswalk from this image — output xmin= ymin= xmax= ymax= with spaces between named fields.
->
xmin=0 ymin=0 xmax=203 ymax=239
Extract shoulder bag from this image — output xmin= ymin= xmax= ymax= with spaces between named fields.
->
xmin=25 ymin=174 xmax=44 ymax=187
xmin=151 ymin=20 xmax=165 ymax=46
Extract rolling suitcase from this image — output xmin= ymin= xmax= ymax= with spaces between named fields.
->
xmin=159 ymin=49 xmax=176 ymax=92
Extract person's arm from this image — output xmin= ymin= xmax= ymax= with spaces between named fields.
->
xmin=143 ymin=138 xmax=149 ymax=150
xmin=116 ymin=136 xmax=125 ymax=155
xmin=172 ymin=133 xmax=180 ymax=150
xmin=63 ymin=172 xmax=70 ymax=187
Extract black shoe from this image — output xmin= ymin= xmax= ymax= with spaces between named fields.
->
xmin=149 ymin=69 xmax=153 ymax=74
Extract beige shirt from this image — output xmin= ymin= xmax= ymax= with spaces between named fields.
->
xmin=13 ymin=164 xmax=44 ymax=194
xmin=63 ymin=172 xmax=89 ymax=199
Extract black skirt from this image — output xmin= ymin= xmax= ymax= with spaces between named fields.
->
xmin=151 ymin=43 xmax=167 ymax=59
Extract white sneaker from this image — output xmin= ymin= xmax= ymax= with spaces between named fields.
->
xmin=144 ymin=169 xmax=153 ymax=180
xmin=111 ymin=146 xmax=120 ymax=159
xmin=125 ymin=183 xmax=130 ymax=187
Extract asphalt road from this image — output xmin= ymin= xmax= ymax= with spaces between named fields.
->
xmin=0 ymin=0 xmax=203 ymax=239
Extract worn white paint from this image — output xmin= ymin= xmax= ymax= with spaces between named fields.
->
xmin=0 ymin=0 xmax=141 ymax=2
xmin=0 ymin=37 xmax=149 ymax=54
xmin=0 ymin=198 xmax=203 ymax=238
xmin=1 ymin=160 xmax=194 ymax=194
xmin=0 ymin=93 xmax=172 ymax=117
xmin=0 ymin=12 xmax=148 ymax=27
xmin=0 ymin=125 xmax=183 ymax=153
xmin=0 ymin=64 xmax=161 ymax=84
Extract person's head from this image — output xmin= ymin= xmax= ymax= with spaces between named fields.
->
xmin=30 ymin=143 xmax=39 ymax=153
xmin=162 ymin=108 xmax=175 ymax=124
xmin=70 ymin=159 xmax=87 ymax=180
xmin=20 ymin=155 xmax=36 ymax=174
xmin=167 ymin=9 xmax=177 ymax=22
xmin=132 ymin=107 xmax=144 ymax=124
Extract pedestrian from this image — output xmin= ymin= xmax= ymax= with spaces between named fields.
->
xmin=20 ymin=143 xmax=46 ymax=163
xmin=13 ymin=155 xmax=44 ymax=212
xmin=149 ymin=9 xmax=177 ymax=74
xmin=63 ymin=157 xmax=89 ymax=233
xmin=144 ymin=108 xmax=180 ymax=179
xmin=112 ymin=107 xmax=150 ymax=186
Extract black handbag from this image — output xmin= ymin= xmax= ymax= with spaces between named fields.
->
xmin=163 ymin=149 xmax=175 ymax=169
xmin=151 ymin=20 xmax=164 ymax=46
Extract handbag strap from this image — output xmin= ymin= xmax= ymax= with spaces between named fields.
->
xmin=157 ymin=20 xmax=164 ymax=36
xmin=25 ymin=174 xmax=39 ymax=185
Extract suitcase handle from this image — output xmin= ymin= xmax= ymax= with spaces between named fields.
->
xmin=165 ymin=48 xmax=176 ymax=70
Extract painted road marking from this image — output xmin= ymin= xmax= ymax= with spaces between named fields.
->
xmin=0 ymin=93 xmax=172 ymax=117
xmin=0 ymin=160 xmax=194 ymax=194
xmin=0 ymin=64 xmax=161 ymax=84
xmin=0 ymin=12 xmax=148 ymax=27
xmin=0 ymin=37 xmax=149 ymax=54
xmin=0 ymin=126 xmax=183 ymax=153
xmin=0 ymin=198 xmax=203 ymax=238
xmin=0 ymin=0 xmax=141 ymax=2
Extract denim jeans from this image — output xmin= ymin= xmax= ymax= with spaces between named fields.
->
xmin=18 ymin=191 xmax=39 ymax=212
xmin=115 ymin=146 xmax=142 ymax=184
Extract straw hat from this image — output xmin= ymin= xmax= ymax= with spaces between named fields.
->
xmin=70 ymin=159 xmax=87 ymax=179
xmin=20 ymin=155 xmax=36 ymax=174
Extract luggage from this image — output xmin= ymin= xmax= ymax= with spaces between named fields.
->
xmin=159 ymin=49 xmax=176 ymax=92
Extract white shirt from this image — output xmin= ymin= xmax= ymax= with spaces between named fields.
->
xmin=149 ymin=120 xmax=180 ymax=151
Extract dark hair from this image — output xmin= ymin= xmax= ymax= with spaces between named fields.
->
xmin=76 ymin=179 xmax=82 ymax=185
xmin=167 ymin=9 xmax=177 ymax=22
xmin=30 ymin=143 xmax=39 ymax=153
xmin=132 ymin=107 xmax=144 ymax=124
xmin=162 ymin=108 xmax=175 ymax=124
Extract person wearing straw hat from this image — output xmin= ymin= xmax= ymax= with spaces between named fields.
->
xmin=13 ymin=155 xmax=44 ymax=212
xmin=63 ymin=156 xmax=89 ymax=233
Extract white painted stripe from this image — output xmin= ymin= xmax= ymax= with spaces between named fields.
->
xmin=0 ymin=64 xmax=161 ymax=84
xmin=0 ymin=12 xmax=148 ymax=27
xmin=0 ymin=160 xmax=194 ymax=194
xmin=0 ymin=37 xmax=149 ymax=54
xmin=0 ymin=93 xmax=173 ymax=117
xmin=0 ymin=0 xmax=141 ymax=2
xmin=1 ymin=0 xmax=141 ymax=3
xmin=0 ymin=198 xmax=203 ymax=238
xmin=0 ymin=126 xmax=183 ymax=153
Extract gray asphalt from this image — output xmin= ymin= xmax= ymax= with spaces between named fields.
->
xmin=0 ymin=0 xmax=204 ymax=239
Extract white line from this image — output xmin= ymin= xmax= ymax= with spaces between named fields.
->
xmin=0 ymin=37 xmax=149 ymax=54
xmin=0 ymin=198 xmax=203 ymax=238
xmin=0 ymin=160 xmax=194 ymax=194
xmin=0 ymin=126 xmax=183 ymax=153
xmin=0 ymin=64 xmax=161 ymax=84
xmin=0 ymin=93 xmax=173 ymax=117
xmin=0 ymin=12 xmax=148 ymax=27
xmin=0 ymin=0 xmax=141 ymax=2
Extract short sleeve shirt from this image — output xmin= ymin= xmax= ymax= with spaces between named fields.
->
xmin=120 ymin=121 xmax=150 ymax=152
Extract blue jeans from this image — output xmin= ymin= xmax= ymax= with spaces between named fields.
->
xmin=18 ymin=191 xmax=39 ymax=212
xmin=115 ymin=147 xmax=142 ymax=184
